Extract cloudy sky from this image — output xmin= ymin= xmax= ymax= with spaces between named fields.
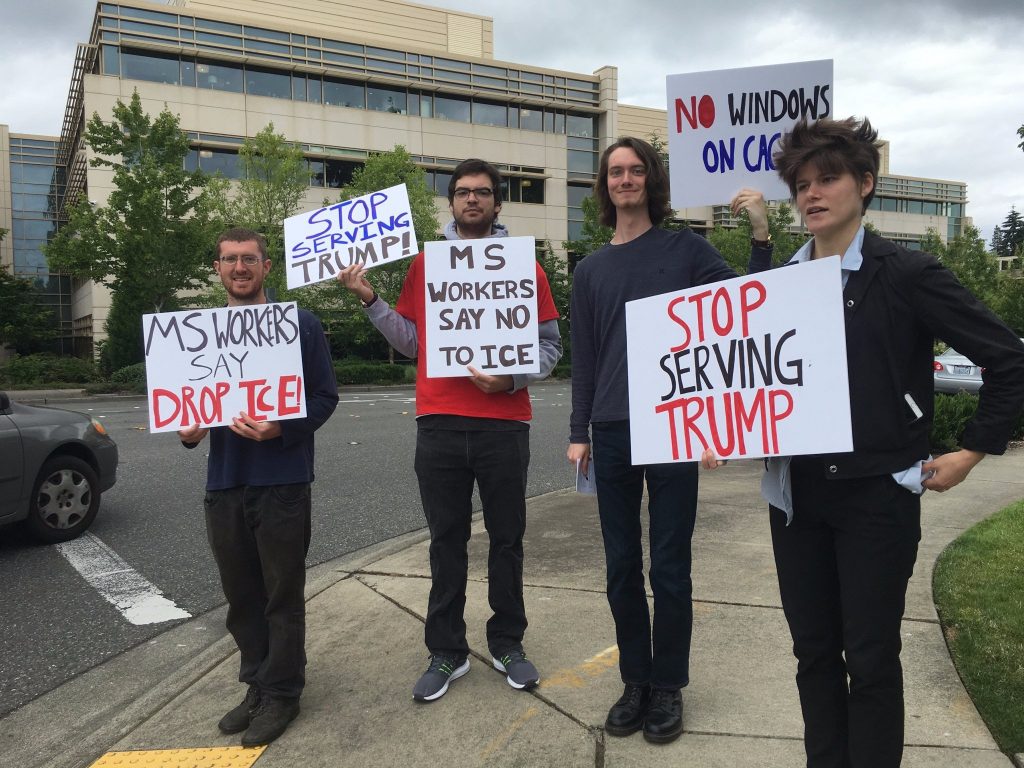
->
xmin=2 ymin=0 xmax=1022 ymax=240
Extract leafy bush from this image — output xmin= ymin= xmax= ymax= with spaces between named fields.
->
xmin=930 ymin=392 xmax=1024 ymax=453
xmin=111 ymin=362 xmax=147 ymax=393
xmin=333 ymin=361 xmax=412 ymax=385
xmin=0 ymin=353 xmax=100 ymax=387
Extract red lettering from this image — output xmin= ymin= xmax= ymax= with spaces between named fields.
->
xmin=675 ymin=96 xmax=698 ymax=132
xmin=711 ymin=286 xmax=734 ymax=336
xmin=768 ymin=389 xmax=794 ymax=454
xmin=667 ymin=296 xmax=692 ymax=352
xmin=686 ymin=289 xmax=713 ymax=344
xmin=654 ymin=396 xmax=708 ymax=460
xmin=153 ymin=389 xmax=181 ymax=429
xmin=733 ymin=388 xmax=769 ymax=454
xmin=237 ymin=379 xmax=271 ymax=421
xmin=697 ymin=94 xmax=715 ymax=128
xmin=707 ymin=391 xmax=737 ymax=457
xmin=739 ymin=280 xmax=767 ymax=337
xmin=278 ymin=375 xmax=303 ymax=416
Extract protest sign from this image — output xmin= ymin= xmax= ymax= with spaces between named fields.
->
xmin=666 ymin=60 xmax=833 ymax=207
xmin=423 ymin=235 xmax=540 ymax=378
xmin=284 ymin=183 xmax=417 ymax=289
xmin=142 ymin=302 xmax=306 ymax=433
xmin=625 ymin=257 xmax=851 ymax=464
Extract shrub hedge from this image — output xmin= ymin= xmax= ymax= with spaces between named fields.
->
xmin=0 ymin=353 xmax=100 ymax=387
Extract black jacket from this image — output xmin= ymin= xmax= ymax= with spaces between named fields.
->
xmin=753 ymin=230 xmax=1024 ymax=478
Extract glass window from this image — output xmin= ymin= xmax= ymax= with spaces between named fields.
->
xmin=906 ymin=199 xmax=923 ymax=214
xmin=291 ymin=46 xmax=307 ymax=58
xmin=121 ymin=6 xmax=178 ymax=23
xmin=120 ymin=19 xmax=175 ymax=37
xmin=544 ymin=111 xmax=554 ymax=132
xmin=19 ymin=164 xmax=55 ymax=185
xmin=197 ymin=60 xmax=243 ymax=92
xmin=99 ymin=15 xmax=117 ymax=28
xmin=308 ymin=76 xmax=322 ymax=103
xmin=419 ymin=93 xmax=433 ymax=118
xmin=520 ymin=71 xmax=542 ymax=82
xmin=246 ymin=66 xmax=290 ymax=98
xmin=950 ymin=203 xmax=963 ymax=218
xmin=323 ymin=77 xmax=364 ymax=108
xmin=325 ymin=159 xmax=361 ymax=188
xmin=436 ymin=57 xmax=470 ymax=71
xmin=101 ymin=30 xmax=119 ymax=41
xmin=567 ymin=113 xmax=596 ymax=137
xmin=292 ymin=74 xmax=306 ymax=101
xmin=246 ymin=39 xmax=290 ymax=54
xmin=474 ymin=75 xmax=506 ymax=89
xmin=120 ymin=49 xmax=180 ymax=84
xmin=12 ymin=193 xmax=52 ymax=213
xmin=195 ymin=18 xmax=241 ymax=34
xmin=922 ymin=201 xmax=939 ymax=216
xmin=367 ymin=85 xmax=407 ymax=114
xmin=184 ymin=149 xmax=199 ymax=172
xmin=308 ymin=159 xmax=325 ymax=186
xmin=181 ymin=58 xmax=196 ymax=86
xmin=568 ymin=150 xmax=597 ymax=175
xmin=437 ymin=69 xmax=471 ymax=84
xmin=567 ymin=184 xmax=591 ymax=209
xmin=521 ymin=82 xmax=542 ymax=95
xmin=554 ymin=112 xmax=565 ymax=134
xmin=102 ymin=44 xmax=120 ymax=76
xmin=324 ymin=51 xmax=363 ymax=66
xmin=13 ymin=219 xmax=54 ymax=239
xmin=473 ymin=100 xmax=507 ymax=127
xmin=520 ymin=178 xmax=544 ymax=204
xmin=508 ymin=106 xmax=519 ymax=127
xmin=196 ymin=31 xmax=239 ymax=47
xmin=408 ymin=92 xmax=419 ymax=115
xmin=434 ymin=171 xmax=452 ymax=195
xmin=519 ymin=108 xmax=542 ymax=132
xmin=568 ymin=220 xmax=584 ymax=241
xmin=246 ymin=26 xmax=290 ymax=42
xmin=881 ymin=197 xmax=897 ymax=212
xmin=475 ymin=64 xmax=507 ymax=77
xmin=368 ymin=58 xmax=406 ymax=74
xmin=199 ymin=148 xmax=242 ymax=178
xmin=434 ymin=95 xmax=470 ymax=123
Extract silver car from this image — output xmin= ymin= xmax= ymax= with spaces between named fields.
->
xmin=0 ymin=391 xmax=118 ymax=543
xmin=933 ymin=339 xmax=1024 ymax=395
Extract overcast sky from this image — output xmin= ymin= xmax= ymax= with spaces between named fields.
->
xmin=2 ymin=0 xmax=1021 ymax=240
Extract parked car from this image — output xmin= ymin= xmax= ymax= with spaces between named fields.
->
xmin=933 ymin=339 xmax=1024 ymax=395
xmin=0 ymin=391 xmax=118 ymax=543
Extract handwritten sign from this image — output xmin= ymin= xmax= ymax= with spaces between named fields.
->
xmin=666 ymin=60 xmax=833 ymax=207
xmin=142 ymin=303 xmax=306 ymax=433
xmin=625 ymin=258 xmax=851 ymax=464
xmin=284 ymin=183 xmax=417 ymax=289
xmin=423 ymin=236 xmax=540 ymax=378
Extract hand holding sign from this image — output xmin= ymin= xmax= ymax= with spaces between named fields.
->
xmin=467 ymin=366 xmax=513 ymax=394
xmin=338 ymin=262 xmax=376 ymax=304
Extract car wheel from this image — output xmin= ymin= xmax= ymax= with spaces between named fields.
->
xmin=25 ymin=455 xmax=100 ymax=543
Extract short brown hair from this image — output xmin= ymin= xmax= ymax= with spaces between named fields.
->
xmin=215 ymin=227 xmax=268 ymax=261
xmin=594 ymin=137 xmax=673 ymax=228
xmin=448 ymin=158 xmax=503 ymax=206
xmin=774 ymin=117 xmax=882 ymax=214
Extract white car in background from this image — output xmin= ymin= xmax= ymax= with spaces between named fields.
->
xmin=933 ymin=339 xmax=1024 ymax=395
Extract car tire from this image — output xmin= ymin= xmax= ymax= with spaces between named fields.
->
xmin=25 ymin=455 xmax=101 ymax=544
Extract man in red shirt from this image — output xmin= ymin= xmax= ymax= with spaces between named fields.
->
xmin=339 ymin=159 xmax=562 ymax=702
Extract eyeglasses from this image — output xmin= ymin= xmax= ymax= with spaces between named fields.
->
xmin=218 ymin=255 xmax=263 ymax=266
xmin=453 ymin=187 xmax=494 ymax=200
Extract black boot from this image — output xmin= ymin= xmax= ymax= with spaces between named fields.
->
xmin=643 ymin=688 xmax=683 ymax=744
xmin=605 ymin=683 xmax=651 ymax=736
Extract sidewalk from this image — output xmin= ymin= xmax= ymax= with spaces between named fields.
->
xmin=5 ymin=453 xmax=1024 ymax=767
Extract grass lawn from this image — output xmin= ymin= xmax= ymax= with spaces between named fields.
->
xmin=933 ymin=499 xmax=1024 ymax=756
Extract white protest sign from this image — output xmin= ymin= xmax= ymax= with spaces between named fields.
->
xmin=666 ymin=60 xmax=833 ymax=207
xmin=423 ymin=235 xmax=540 ymax=378
xmin=284 ymin=183 xmax=417 ymax=289
xmin=625 ymin=257 xmax=851 ymax=465
xmin=142 ymin=303 xmax=306 ymax=433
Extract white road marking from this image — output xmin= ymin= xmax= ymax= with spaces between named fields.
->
xmin=55 ymin=533 xmax=191 ymax=625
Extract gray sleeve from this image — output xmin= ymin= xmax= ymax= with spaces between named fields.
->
xmin=510 ymin=318 xmax=563 ymax=392
xmin=364 ymin=298 xmax=418 ymax=359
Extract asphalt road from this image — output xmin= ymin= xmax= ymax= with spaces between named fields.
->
xmin=0 ymin=381 xmax=577 ymax=719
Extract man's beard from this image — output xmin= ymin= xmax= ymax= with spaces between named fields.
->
xmin=456 ymin=211 xmax=496 ymax=238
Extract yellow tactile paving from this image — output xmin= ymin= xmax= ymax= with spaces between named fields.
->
xmin=89 ymin=746 xmax=266 ymax=767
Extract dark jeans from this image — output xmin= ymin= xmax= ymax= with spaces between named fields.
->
xmin=414 ymin=425 xmax=530 ymax=658
xmin=591 ymin=420 xmax=698 ymax=690
xmin=771 ymin=458 xmax=921 ymax=768
xmin=204 ymin=483 xmax=312 ymax=700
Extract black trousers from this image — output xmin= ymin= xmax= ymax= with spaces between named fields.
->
xmin=592 ymin=420 xmax=698 ymax=690
xmin=205 ymin=483 xmax=312 ymax=700
xmin=771 ymin=458 xmax=921 ymax=768
xmin=414 ymin=425 xmax=530 ymax=658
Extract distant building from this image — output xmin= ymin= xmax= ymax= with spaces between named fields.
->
xmin=0 ymin=0 xmax=972 ymax=355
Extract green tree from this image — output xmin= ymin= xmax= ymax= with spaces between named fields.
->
xmin=991 ymin=208 xmax=1024 ymax=260
xmin=708 ymin=201 xmax=804 ymax=274
xmin=308 ymin=145 xmax=439 ymax=361
xmin=45 ymin=91 xmax=219 ymax=367
xmin=929 ymin=225 xmax=1001 ymax=307
xmin=0 ymin=266 xmax=57 ymax=355
xmin=563 ymin=195 xmax=613 ymax=260
xmin=206 ymin=123 xmax=310 ymax=301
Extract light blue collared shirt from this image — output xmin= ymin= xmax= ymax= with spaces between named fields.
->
xmin=761 ymin=227 xmax=928 ymax=521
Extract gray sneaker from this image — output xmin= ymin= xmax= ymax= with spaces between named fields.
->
xmin=413 ymin=654 xmax=470 ymax=702
xmin=492 ymin=648 xmax=540 ymax=690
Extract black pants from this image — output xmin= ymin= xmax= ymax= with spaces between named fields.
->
xmin=592 ymin=420 xmax=698 ymax=690
xmin=205 ymin=483 xmax=312 ymax=700
xmin=771 ymin=459 xmax=921 ymax=768
xmin=414 ymin=425 xmax=530 ymax=658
